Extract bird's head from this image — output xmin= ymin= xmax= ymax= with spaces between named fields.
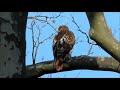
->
xmin=58 ymin=25 xmax=69 ymax=32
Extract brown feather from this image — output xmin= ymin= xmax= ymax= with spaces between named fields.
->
xmin=55 ymin=57 xmax=63 ymax=71
xmin=53 ymin=25 xmax=75 ymax=71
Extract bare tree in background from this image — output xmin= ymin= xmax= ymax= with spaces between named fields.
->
xmin=0 ymin=12 xmax=120 ymax=78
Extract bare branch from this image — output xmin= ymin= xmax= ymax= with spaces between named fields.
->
xmin=27 ymin=16 xmax=45 ymax=22
xmin=27 ymin=26 xmax=35 ymax=64
xmin=75 ymin=71 xmax=81 ymax=78
xmin=31 ymin=20 xmax=35 ymax=64
xmin=87 ymin=42 xmax=94 ymax=56
xmin=27 ymin=13 xmax=63 ymax=32
xmin=27 ymin=16 xmax=55 ymax=65
xmin=39 ymin=33 xmax=53 ymax=44
xmin=75 ymin=37 xmax=83 ymax=44
xmin=49 ymin=12 xmax=63 ymax=19
xmin=28 ymin=12 xmax=63 ymax=19
xmin=34 ymin=27 xmax=40 ymax=64
xmin=33 ymin=33 xmax=53 ymax=64
xmin=23 ymin=56 xmax=120 ymax=78
xmin=28 ymin=16 xmax=55 ymax=31
xmin=46 ymin=21 xmax=57 ymax=32
xmin=71 ymin=15 xmax=97 ymax=45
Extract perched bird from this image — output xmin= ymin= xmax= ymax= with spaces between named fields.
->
xmin=52 ymin=25 xmax=75 ymax=71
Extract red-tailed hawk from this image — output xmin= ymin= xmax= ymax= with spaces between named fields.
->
xmin=52 ymin=25 xmax=75 ymax=71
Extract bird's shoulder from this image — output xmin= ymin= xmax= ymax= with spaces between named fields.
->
xmin=55 ymin=30 xmax=74 ymax=39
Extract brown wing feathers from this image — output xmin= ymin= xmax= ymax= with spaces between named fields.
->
xmin=53 ymin=25 xmax=75 ymax=71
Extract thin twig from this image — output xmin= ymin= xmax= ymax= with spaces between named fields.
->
xmin=75 ymin=37 xmax=83 ymax=44
xmin=28 ymin=12 xmax=63 ymax=19
xmin=87 ymin=42 xmax=94 ymax=56
xmin=27 ymin=12 xmax=63 ymax=65
xmin=28 ymin=16 xmax=57 ymax=32
xmin=71 ymin=15 xmax=97 ymax=45
xmin=28 ymin=13 xmax=63 ymax=32
xmin=76 ymin=71 xmax=81 ymax=78
xmin=39 ymin=33 xmax=53 ymax=44
xmin=31 ymin=20 xmax=36 ymax=64
xmin=34 ymin=25 xmax=41 ymax=63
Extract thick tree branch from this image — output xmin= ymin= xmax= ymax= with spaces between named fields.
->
xmin=23 ymin=56 xmax=120 ymax=78
xmin=86 ymin=12 xmax=120 ymax=63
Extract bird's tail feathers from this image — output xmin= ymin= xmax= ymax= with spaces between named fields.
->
xmin=55 ymin=57 xmax=63 ymax=71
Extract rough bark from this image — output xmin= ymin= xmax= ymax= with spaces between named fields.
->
xmin=0 ymin=12 xmax=28 ymax=78
xmin=23 ymin=56 xmax=120 ymax=78
xmin=86 ymin=12 xmax=120 ymax=63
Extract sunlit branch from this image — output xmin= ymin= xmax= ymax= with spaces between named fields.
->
xmin=23 ymin=56 xmax=120 ymax=78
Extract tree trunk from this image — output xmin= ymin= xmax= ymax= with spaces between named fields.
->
xmin=0 ymin=12 xmax=28 ymax=78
